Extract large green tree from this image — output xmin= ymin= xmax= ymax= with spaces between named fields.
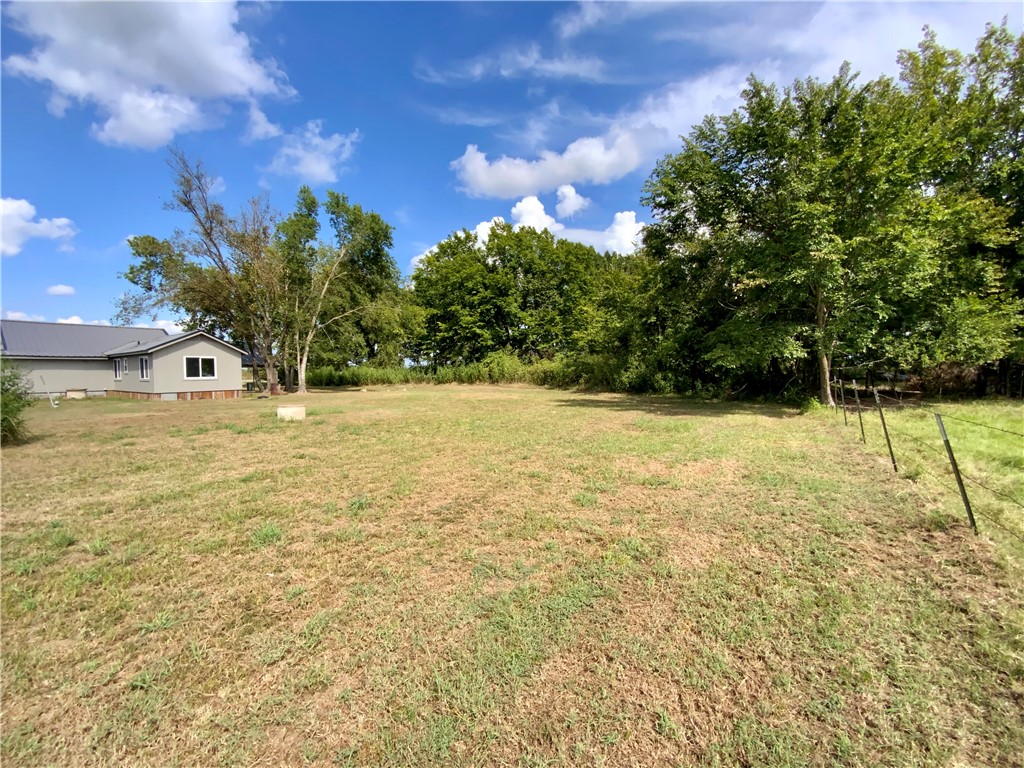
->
xmin=117 ymin=150 xmax=285 ymax=391
xmin=643 ymin=26 xmax=1020 ymax=403
xmin=118 ymin=152 xmax=401 ymax=394
xmin=412 ymin=223 xmax=601 ymax=365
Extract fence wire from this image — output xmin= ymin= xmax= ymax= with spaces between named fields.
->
xmin=832 ymin=381 xmax=1024 ymax=543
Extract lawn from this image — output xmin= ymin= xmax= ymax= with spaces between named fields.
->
xmin=1 ymin=385 xmax=1021 ymax=767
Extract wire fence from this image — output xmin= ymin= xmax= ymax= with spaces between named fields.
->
xmin=830 ymin=379 xmax=1024 ymax=546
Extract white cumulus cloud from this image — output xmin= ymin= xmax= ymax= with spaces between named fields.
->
xmin=1 ymin=198 xmax=78 ymax=256
xmin=451 ymin=130 xmax=644 ymax=199
xmin=246 ymin=102 xmax=283 ymax=141
xmin=562 ymin=211 xmax=644 ymax=255
xmin=4 ymin=310 xmax=46 ymax=322
xmin=46 ymin=284 xmax=76 ymax=296
xmin=483 ymin=198 xmax=643 ymax=254
xmin=555 ymin=185 xmax=590 ymax=219
xmin=57 ymin=316 xmax=111 ymax=326
xmin=511 ymin=196 xmax=563 ymax=233
xmin=3 ymin=1 xmax=292 ymax=149
xmin=266 ymin=120 xmax=360 ymax=184
xmin=473 ymin=217 xmax=505 ymax=245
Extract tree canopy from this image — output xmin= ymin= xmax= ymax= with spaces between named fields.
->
xmin=116 ymin=26 xmax=1022 ymax=402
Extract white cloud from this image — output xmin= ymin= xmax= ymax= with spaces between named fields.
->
xmin=555 ymin=1 xmax=612 ymax=40
xmin=427 ymin=106 xmax=506 ymax=128
xmin=562 ymin=211 xmax=644 ymax=255
xmin=46 ymin=284 xmax=75 ymax=296
xmin=451 ymin=130 xmax=644 ymax=199
xmin=479 ymin=199 xmax=642 ymax=254
xmin=555 ymin=1 xmax=668 ymax=40
xmin=511 ymin=196 xmax=563 ymax=233
xmin=665 ymin=2 xmax=1011 ymax=84
xmin=135 ymin=319 xmax=184 ymax=334
xmin=1 ymin=198 xmax=78 ymax=256
xmin=265 ymin=120 xmax=360 ymax=184
xmin=410 ymin=246 xmax=434 ymax=273
xmin=4 ymin=310 xmax=46 ymax=322
xmin=246 ymin=102 xmax=283 ymax=141
xmin=451 ymin=2 xmax=1014 ymax=199
xmin=473 ymin=217 xmax=505 ymax=245
xmin=56 ymin=316 xmax=110 ymax=326
xmin=3 ymin=1 xmax=292 ymax=149
xmin=416 ymin=43 xmax=607 ymax=84
xmin=208 ymin=176 xmax=227 ymax=196
xmin=555 ymin=185 xmax=590 ymax=219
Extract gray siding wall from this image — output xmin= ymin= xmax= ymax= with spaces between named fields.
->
xmin=110 ymin=354 xmax=157 ymax=394
xmin=9 ymin=358 xmax=112 ymax=395
xmin=151 ymin=338 xmax=242 ymax=393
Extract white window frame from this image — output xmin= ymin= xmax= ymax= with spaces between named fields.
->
xmin=113 ymin=358 xmax=123 ymax=381
xmin=184 ymin=356 xmax=217 ymax=380
xmin=139 ymin=356 xmax=150 ymax=381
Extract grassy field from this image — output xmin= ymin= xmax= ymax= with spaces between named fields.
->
xmin=1 ymin=385 xmax=1022 ymax=767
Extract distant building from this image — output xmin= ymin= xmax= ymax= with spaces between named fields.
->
xmin=1 ymin=319 xmax=244 ymax=400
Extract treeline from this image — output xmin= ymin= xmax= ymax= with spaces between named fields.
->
xmin=122 ymin=25 xmax=1022 ymax=401
xmin=407 ymin=24 xmax=1023 ymax=403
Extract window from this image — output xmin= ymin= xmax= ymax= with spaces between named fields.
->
xmin=184 ymin=356 xmax=216 ymax=379
xmin=113 ymin=358 xmax=123 ymax=380
xmin=139 ymin=356 xmax=150 ymax=381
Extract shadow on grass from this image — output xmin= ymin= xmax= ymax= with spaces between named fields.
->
xmin=552 ymin=394 xmax=799 ymax=419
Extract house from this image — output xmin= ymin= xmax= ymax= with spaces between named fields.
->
xmin=1 ymin=319 xmax=244 ymax=400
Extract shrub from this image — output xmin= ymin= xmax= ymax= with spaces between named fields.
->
xmin=482 ymin=351 xmax=529 ymax=383
xmin=1 ymin=359 xmax=34 ymax=445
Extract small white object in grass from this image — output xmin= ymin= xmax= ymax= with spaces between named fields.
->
xmin=277 ymin=405 xmax=306 ymax=421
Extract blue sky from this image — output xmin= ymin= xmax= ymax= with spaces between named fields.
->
xmin=2 ymin=1 xmax=1019 ymax=330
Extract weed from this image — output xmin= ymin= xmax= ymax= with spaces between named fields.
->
xmin=49 ymin=528 xmax=77 ymax=548
xmin=139 ymin=612 xmax=177 ymax=634
xmin=655 ymin=709 xmax=680 ymax=740
xmin=299 ymin=611 xmax=333 ymax=651
xmin=86 ymin=539 xmax=111 ymax=556
xmin=9 ymin=554 xmax=55 ymax=576
xmin=347 ymin=495 xmax=372 ymax=516
xmin=250 ymin=522 xmax=283 ymax=549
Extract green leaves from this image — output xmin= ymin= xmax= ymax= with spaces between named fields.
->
xmin=642 ymin=25 xmax=1022 ymax=401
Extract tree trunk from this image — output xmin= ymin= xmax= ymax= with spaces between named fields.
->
xmin=815 ymin=289 xmax=835 ymax=406
xmin=818 ymin=348 xmax=834 ymax=406
xmin=297 ymin=350 xmax=308 ymax=394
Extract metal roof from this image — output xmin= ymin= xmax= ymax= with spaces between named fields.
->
xmin=0 ymin=320 xmax=169 ymax=359
xmin=103 ymin=330 xmax=246 ymax=357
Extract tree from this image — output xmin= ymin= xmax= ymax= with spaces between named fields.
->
xmin=412 ymin=223 xmax=602 ymax=365
xmin=643 ymin=28 xmax=1021 ymax=404
xmin=280 ymin=190 xmax=400 ymax=392
xmin=118 ymin=152 xmax=402 ymax=394
xmin=117 ymin=149 xmax=285 ymax=392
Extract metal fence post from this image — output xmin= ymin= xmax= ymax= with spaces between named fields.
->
xmin=873 ymin=388 xmax=897 ymax=473
xmin=851 ymin=379 xmax=866 ymax=443
xmin=935 ymin=414 xmax=978 ymax=534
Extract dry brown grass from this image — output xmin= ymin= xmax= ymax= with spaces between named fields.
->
xmin=1 ymin=385 xmax=1021 ymax=767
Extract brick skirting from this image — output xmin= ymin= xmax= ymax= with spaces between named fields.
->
xmin=106 ymin=389 xmax=243 ymax=401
